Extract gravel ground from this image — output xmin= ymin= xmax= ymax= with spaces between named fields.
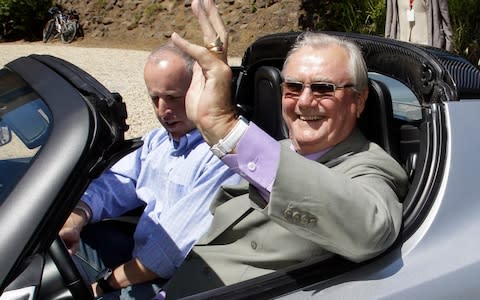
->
xmin=0 ymin=41 xmax=241 ymax=139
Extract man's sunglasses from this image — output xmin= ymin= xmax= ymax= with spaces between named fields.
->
xmin=282 ymin=81 xmax=355 ymax=98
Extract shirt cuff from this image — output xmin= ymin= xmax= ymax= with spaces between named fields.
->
xmin=80 ymin=192 xmax=101 ymax=223
xmin=222 ymin=123 xmax=280 ymax=201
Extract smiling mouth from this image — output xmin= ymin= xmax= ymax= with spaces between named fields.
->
xmin=299 ymin=115 xmax=324 ymax=121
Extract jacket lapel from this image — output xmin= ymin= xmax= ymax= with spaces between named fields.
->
xmin=198 ymin=182 xmax=252 ymax=244
xmin=316 ymin=128 xmax=366 ymax=164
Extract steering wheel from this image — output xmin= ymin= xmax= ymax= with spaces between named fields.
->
xmin=48 ymin=237 xmax=93 ymax=299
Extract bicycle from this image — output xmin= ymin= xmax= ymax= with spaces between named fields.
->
xmin=43 ymin=7 xmax=80 ymax=44
xmin=0 ymin=20 xmax=15 ymax=41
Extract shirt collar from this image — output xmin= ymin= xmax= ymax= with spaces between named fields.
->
xmin=170 ymin=129 xmax=203 ymax=156
xmin=290 ymin=143 xmax=331 ymax=161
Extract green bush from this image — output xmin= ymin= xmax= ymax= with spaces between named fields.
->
xmin=300 ymin=0 xmax=479 ymax=65
xmin=0 ymin=0 xmax=52 ymax=41
xmin=299 ymin=0 xmax=385 ymax=35
xmin=448 ymin=0 xmax=480 ymax=65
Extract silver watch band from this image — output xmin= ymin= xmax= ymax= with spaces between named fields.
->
xmin=210 ymin=116 xmax=249 ymax=158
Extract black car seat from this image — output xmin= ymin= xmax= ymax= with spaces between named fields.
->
xmin=358 ymin=78 xmax=398 ymax=159
xmin=251 ymin=66 xmax=288 ymax=140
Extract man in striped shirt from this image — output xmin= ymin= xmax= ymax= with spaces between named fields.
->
xmin=59 ymin=44 xmax=241 ymax=299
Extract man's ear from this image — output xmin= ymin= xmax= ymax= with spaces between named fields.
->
xmin=356 ymin=88 xmax=369 ymax=118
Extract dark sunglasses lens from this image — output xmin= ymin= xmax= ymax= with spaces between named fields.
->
xmin=311 ymin=83 xmax=334 ymax=94
xmin=285 ymin=82 xmax=304 ymax=93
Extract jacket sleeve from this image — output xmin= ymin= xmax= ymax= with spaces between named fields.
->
xmin=261 ymin=143 xmax=408 ymax=262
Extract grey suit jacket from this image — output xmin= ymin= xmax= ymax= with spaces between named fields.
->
xmin=164 ymin=129 xmax=408 ymax=298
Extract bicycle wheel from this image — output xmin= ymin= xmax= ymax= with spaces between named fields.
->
xmin=60 ymin=21 xmax=76 ymax=43
xmin=42 ymin=19 xmax=55 ymax=42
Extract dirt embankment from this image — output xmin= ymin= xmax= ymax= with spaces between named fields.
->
xmin=55 ymin=0 xmax=301 ymax=56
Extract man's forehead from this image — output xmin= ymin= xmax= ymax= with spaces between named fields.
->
xmin=290 ymin=44 xmax=346 ymax=61
xmin=284 ymin=45 xmax=349 ymax=77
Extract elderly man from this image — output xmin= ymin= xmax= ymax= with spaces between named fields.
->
xmin=59 ymin=43 xmax=241 ymax=299
xmin=159 ymin=0 xmax=409 ymax=298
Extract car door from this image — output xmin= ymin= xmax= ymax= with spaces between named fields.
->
xmin=0 ymin=55 xmax=140 ymax=299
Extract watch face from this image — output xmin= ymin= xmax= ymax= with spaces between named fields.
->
xmin=95 ymin=267 xmax=115 ymax=293
xmin=96 ymin=268 xmax=112 ymax=281
xmin=103 ymin=268 xmax=113 ymax=280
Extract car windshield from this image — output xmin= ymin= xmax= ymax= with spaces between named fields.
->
xmin=0 ymin=68 xmax=52 ymax=202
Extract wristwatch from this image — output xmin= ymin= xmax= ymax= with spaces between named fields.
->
xmin=210 ymin=116 xmax=249 ymax=158
xmin=95 ymin=268 xmax=115 ymax=293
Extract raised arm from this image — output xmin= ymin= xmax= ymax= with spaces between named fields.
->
xmin=171 ymin=0 xmax=238 ymax=147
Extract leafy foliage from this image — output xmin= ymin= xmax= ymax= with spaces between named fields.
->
xmin=0 ymin=0 xmax=52 ymax=41
xmin=448 ymin=0 xmax=480 ymax=65
xmin=300 ymin=0 xmax=479 ymax=65
xmin=299 ymin=0 xmax=385 ymax=35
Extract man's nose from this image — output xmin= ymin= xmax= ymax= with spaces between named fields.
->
xmin=297 ymin=88 xmax=316 ymax=106
xmin=156 ymin=98 xmax=172 ymax=114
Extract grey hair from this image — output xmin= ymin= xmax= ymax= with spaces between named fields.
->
xmin=147 ymin=43 xmax=194 ymax=75
xmin=282 ymin=32 xmax=369 ymax=92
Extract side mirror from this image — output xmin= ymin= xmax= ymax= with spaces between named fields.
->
xmin=0 ymin=123 xmax=12 ymax=146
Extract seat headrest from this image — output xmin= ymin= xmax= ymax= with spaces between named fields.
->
xmin=252 ymin=66 xmax=288 ymax=140
xmin=358 ymin=79 xmax=397 ymax=157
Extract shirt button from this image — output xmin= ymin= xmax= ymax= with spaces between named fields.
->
xmin=247 ymin=161 xmax=256 ymax=171
xmin=251 ymin=241 xmax=258 ymax=249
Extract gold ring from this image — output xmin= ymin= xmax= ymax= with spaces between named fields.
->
xmin=205 ymin=37 xmax=224 ymax=54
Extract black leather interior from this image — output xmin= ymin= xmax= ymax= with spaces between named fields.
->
xmin=358 ymin=79 xmax=398 ymax=158
xmin=252 ymin=66 xmax=288 ymax=140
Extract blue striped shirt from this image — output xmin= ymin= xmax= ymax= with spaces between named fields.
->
xmin=82 ymin=127 xmax=241 ymax=278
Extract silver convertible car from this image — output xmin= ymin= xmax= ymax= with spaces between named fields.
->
xmin=1 ymin=31 xmax=480 ymax=299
